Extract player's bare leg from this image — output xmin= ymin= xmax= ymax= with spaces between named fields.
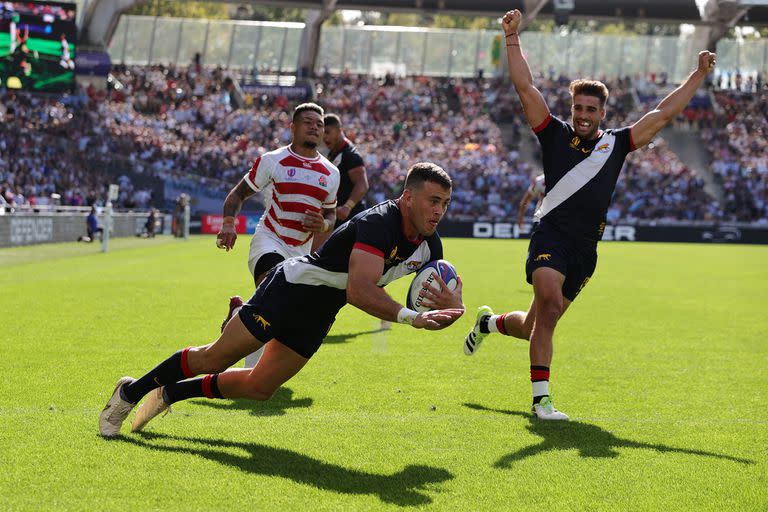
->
xmin=529 ymin=267 xmax=569 ymax=420
xmin=216 ymin=340 xmax=309 ymax=400
xmin=503 ymin=297 xmax=536 ymax=340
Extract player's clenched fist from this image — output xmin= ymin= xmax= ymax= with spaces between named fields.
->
xmin=216 ymin=220 xmax=237 ymax=251
xmin=697 ymin=51 xmax=716 ymax=74
xmin=502 ymin=9 xmax=522 ymax=35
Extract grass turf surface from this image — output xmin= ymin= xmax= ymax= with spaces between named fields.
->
xmin=1 ymin=236 xmax=766 ymax=510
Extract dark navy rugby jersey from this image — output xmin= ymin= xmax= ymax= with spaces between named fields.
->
xmin=282 ymin=200 xmax=443 ymax=293
xmin=533 ymin=114 xmax=637 ymax=243
xmin=328 ymin=139 xmax=367 ymax=212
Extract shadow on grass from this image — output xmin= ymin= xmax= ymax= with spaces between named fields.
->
xmin=324 ymin=328 xmax=389 ymax=345
xmin=464 ymin=403 xmax=754 ymax=467
xmin=190 ymin=386 xmax=312 ymax=417
xmin=115 ymin=431 xmax=453 ymax=506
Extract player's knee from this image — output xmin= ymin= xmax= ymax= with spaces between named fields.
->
xmin=536 ymin=297 xmax=563 ymax=326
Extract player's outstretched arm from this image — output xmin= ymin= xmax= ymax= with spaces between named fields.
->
xmin=631 ymin=51 xmax=716 ymax=150
xmin=346 ymin=249 xmax=463 ymax=330
xmin=502 ymin=9 xmax=550 ymax=129
xmin=217 ymin=177 xmax=257 ymax=251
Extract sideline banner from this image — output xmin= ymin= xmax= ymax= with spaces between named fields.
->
xmin=201 ymin=215 xmax=248 ymax=235
xmin=436 ymin=220 xmax=768 ymax=245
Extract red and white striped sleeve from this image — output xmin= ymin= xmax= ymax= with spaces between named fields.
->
xmin=244 ymin=154 xmax=274 ymax=192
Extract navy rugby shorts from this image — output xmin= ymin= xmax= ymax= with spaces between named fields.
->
xmin=525 ymin=223 xmax=597 ymax=301
xmin=238 ymin=265 xmax=346 ymax=358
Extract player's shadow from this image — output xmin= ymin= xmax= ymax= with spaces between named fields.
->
xmin=117 ymin=431 xmax=453 ymax=507
xmin=463 ymin=403 xmax=754 ymax=467
xmin=190 ymin=386 xmax=312 ymax=417
xmin=323 ymin=328 xmax=389 ymax=345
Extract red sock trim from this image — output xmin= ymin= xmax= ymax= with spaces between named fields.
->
xmin=530 ymin=369 xmax=550 ymax=381
xmin=201 ymin=374 xmax=214 ymax=398
xmin=180 ymin=347 xmax=193 ymax=378
xmin=496 ymin=314 xmax=509 ymax=335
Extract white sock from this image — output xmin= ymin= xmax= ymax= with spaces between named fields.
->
xmin=532 ymin=380 xmax=549 ymax=399
xmin=487 ymin=314 xmax=504 ymax=333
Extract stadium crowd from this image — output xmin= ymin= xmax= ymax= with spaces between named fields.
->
xmin=702 ymin=91 xmax=768 ymax=223
xmin=1 ymin=63 xmax=765 ymax=224
xmin=0 ymin=92 xmax=153 ymax=210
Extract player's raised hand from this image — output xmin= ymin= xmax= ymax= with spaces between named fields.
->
xmin=216 ymin=222 xmax=237 ymax=251
xmin=413 ymin=308 xmax=465 ymax=330
xmin=697 ymin=51 xmax=716 ymax=74
xmin=501 ymin=9 xmax=522 ymax=35
xmin=419 ymin=275 xmax=464 ymax=310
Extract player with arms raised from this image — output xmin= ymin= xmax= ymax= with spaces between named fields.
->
xmin=464 ymin=9 xmax=716 ymax=420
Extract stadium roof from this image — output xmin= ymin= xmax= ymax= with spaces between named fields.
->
xmin=244 ymin=0 xmax=768 ymax=25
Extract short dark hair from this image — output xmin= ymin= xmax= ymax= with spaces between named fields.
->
xmin=404 ymin=162 xmax=452 ymax=191
xmin=293 ymin=102 xmax=324 ymax=122
xmin=323 ymin=114 xmax=341 ymax=128
xmin=569 ymin=79 xmax=609 ymax=108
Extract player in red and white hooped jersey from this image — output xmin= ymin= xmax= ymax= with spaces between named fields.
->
xmin=245 ymin=142 xmax=339 ymax=269
xmin=215 ymin=103 xmax=340 ymax=367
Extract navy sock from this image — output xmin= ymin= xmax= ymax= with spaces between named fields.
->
xmin=121 ymin=348 xmax=194 ymax=404
xmin=164 ymin=374 xmax=223 ymax=404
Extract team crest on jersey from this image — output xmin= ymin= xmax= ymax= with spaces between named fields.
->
xmin=570 ymin=135 xmax=591 ymax=154
xmin=406 ymin=260 xmax=422 ymax=271
xmin=318 ymin=176 xmax=328 ymax=187
xmin=287 ymin=168 xmax=296 ymax=177
xmin=595 ymin=143 xmax=610 ymax=153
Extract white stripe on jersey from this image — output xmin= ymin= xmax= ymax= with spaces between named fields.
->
xmin=534 ymin=133 xmax=616 ymax=222
xmin=282 ymin=242 xmax=435 ymax=289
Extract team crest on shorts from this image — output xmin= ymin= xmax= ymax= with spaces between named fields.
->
xmin=252 ymin=314 xmax=271 ymax=330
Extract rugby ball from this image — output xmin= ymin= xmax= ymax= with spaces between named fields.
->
xmin=406 ymin=260 xmax=459 ymax=313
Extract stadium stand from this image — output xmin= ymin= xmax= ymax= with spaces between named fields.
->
xmin=2 ymin=60 xmax=765 ymax=225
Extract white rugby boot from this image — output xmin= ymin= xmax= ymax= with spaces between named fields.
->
xmin=464 ymin=305 xmax=494 ymax=355
xmin=131 ymin=386 xmax=171 ymax=432
xmin=99 ymin=376 xmax=136 ymax=437
xmin=532 ymin=396 xmax=569 ymax=421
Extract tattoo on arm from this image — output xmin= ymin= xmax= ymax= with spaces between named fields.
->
xmin=223 ymin=180 xmax=255 ymax=217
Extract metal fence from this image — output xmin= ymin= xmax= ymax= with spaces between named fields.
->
xmin=108 ymin=15 xmax=768 ymax=81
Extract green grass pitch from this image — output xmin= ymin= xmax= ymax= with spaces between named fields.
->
xmin=1 ymin=236 xmax=766 ymax=510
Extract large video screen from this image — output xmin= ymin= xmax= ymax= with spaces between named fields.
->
xmin=0 ymin=1 xmax=77 ymax=92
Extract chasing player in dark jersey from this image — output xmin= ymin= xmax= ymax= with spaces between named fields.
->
xmin=323 ymin=114 xmax=369 ymax=228
xmin=463 ymin=8 xmax=717 ymax=421
xmin=99 ymin=163 xmax=464 ymax=437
